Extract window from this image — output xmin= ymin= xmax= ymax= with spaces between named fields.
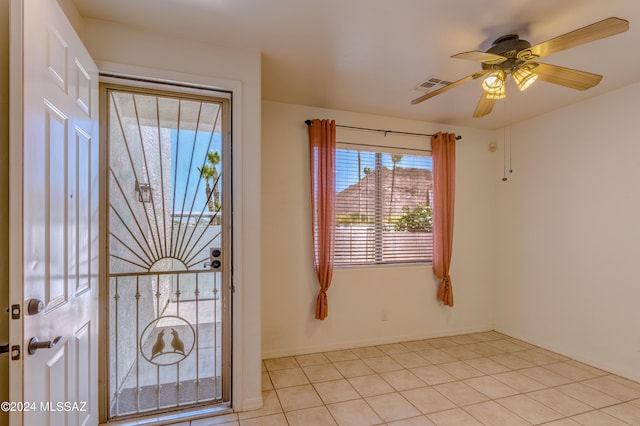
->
xmin=335 ymin=144 xmax=433 ymax=265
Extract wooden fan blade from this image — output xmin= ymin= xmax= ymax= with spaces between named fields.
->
xmin=411 ymin=71 xmax=487 ymax=105
xmin=452 ymin=50 xmax=507 ymax=64
xmin=521 ymin=17 xmax=629 ymax=60
xmin=473 ymin=92 xmax=497 ymax=118
xmin=532 ymin=62 xmax=603 ymax=90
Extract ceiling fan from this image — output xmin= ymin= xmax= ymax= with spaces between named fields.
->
xmin=411 ymin=17 xmax=629 ymax=118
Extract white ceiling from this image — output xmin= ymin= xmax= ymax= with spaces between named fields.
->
xmin=73 ymin=0 xmax=640 ymax=130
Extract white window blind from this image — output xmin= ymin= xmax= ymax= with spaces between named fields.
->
xmin=335 ymin=144 xmax=433 ymax=266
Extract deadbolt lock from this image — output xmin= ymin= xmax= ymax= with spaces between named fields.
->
xmin=26 ymin=298 xmax=45 ymax=315
xmin=208 ymin=247 xmax=222 ymax=271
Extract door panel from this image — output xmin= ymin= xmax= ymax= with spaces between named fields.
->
xmin=75 ymin=322 xmax=92 ymax=426
xmin=44 ymin=101 xmax=69 ymax=308
xmin=16 ymin=0 xmax=100 ymax=425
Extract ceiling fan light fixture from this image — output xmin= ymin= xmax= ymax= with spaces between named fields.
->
xmin=411 ymin=18 xmax=629 ymax=118
xmin=482 ymin=71 xmax=505 ymax=93
xmin=485 ymin=83 xmax=506 ymax=99
xmin=513 ymin=65 xmax=538 ymax=91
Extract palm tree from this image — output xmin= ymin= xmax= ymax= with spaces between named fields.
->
xmin=363 ymin=167 xmax=372 ymax=222
xmin=197 ymin=150 xmax=221 ymax=213
xmin=357 ymin=151 xmax=362 ymax=222
xmin=389 ymin=154 xmax=403 ymax=219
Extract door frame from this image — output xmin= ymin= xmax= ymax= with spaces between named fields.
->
xmin=10 ymin=18 xmax=261 ymax=416
xmin=98 ymin=75 xmax=234 ymax=423
xmin=8 ymin=1 xmax=24 ymax=423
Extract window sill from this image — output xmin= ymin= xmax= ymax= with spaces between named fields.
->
xmin=334 ymin=262 xmax=432 ymax=271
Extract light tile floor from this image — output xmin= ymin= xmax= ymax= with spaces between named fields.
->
xmin=185 ymin=331 xmax=640 ymax=425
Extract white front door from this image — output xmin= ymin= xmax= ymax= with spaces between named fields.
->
xmin=10 ymin=0 xmax=99 ymax=425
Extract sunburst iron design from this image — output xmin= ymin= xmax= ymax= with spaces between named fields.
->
xmin=108 ymin=89 xmax=224 ymax=274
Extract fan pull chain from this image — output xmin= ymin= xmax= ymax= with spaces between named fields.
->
xmin=508 ymin=83 xmax=513 ymax=176
xmin=501 ymin=80 xmax=514 ymax=182
xmin=502 ymin=125 xmax=507 ymax=181
xmin=502 ymin=92 xmax=508 ymax=181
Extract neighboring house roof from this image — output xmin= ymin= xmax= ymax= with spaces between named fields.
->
xmin=336 ymin=167 xmax=432 ymax=217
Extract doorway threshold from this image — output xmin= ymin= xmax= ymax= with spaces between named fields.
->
xmin=103 ymin=405 xmax=233 ymax=426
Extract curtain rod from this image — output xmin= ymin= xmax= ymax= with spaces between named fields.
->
xmin=304 ymin=120 xmax=462 ymax=140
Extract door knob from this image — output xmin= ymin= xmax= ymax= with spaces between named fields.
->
xmin=0 ymin=344 xmax=8 ymax=354
xmin=27 ymin=336 xmax=62 ymax=355
xmin=26 ymin=298 xmax=45 ymax=315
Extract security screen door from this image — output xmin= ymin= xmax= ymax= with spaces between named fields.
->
xmin=102 ymin=83 xmax=231 ymax=420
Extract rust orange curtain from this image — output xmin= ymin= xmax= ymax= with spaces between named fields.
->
xmin=308 ymin=119 xmax=336 ymax=320
xmin=431 ymin=132 xmax=456 ymax=307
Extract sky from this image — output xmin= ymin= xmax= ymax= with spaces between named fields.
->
xmin=335 ymin=148 xmax=432 ymax=193
xmin=169 ymin=133 xmax=432 ymax=208
xmin=170 ymin=129 xmax=223 ymax=216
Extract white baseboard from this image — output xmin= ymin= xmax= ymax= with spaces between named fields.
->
xmin=494 ymin=327 xmax=640 ymax=383
xmin=261 ymin=324 xmax=494 ymax=359
xmin=236 ymin=396 xmax=263 ymax=412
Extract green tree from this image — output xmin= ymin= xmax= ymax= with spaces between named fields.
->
xmin=357 ymin=151 xmax=362 ymax=216
xmin=394 ymin=203 xmax=432 ymax=232
xmin=196 ymin=150 xmax=221 ymax=213
xmin=363 ymin=167 xmax=372 ymax=221
xmin=389 ymin=154 xmax=403 ymax=219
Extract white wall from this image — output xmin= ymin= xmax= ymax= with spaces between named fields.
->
xmin=81 ymin=19 xmax=263 ymax=410
xmin=261 ymin=101 xmax=498 ymax=358
xmin=494 ymin=82 xmax=640 ymax=382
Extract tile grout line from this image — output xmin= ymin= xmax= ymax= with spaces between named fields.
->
xmin=250 ymin=332 xmax=640 ymax=426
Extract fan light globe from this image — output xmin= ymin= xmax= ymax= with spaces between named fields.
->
xmin=482 ymin=71 xmax=505 ymax=93
xmin=513 ymin=65 xmax=538 ymax=91
xmin=485 ymin=83 xmax=506 ymax=99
